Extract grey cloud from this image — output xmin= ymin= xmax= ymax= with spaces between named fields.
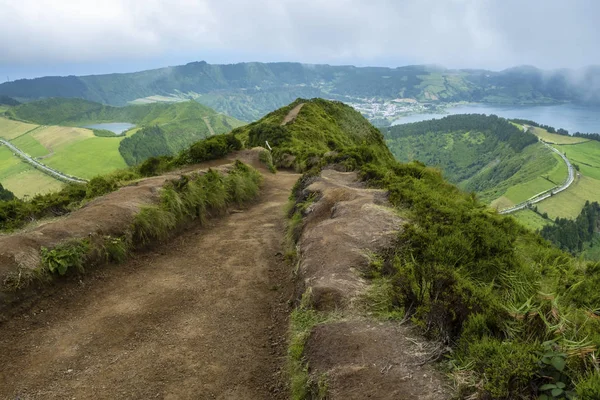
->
xmin=1 ymin=0 xmax=599 ymax=70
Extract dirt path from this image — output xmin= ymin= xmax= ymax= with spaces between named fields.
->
xmin=202 ymin=117 xmax=216 ymax=136
xmin=280 ymin=103 xmax=304 ymax=126
xmin=0 ymin=170 xmax=300 ymax=400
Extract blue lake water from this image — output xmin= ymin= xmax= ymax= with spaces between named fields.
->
xmin=84 ymin=122 xmax=135 ymax=135
xmin=393 ymin=103 xmax=600 ymax=134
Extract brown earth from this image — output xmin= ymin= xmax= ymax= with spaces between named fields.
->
xmin=294 ymin=168 xmax=452 ymax=399
xmin=280 ymin=103 xmax=304 ymax=126
xmin=298 ymin=169 xmax=403 ymax=311
xmin=0 ymin=164 xmax=300 ymax=399
xmin=305 ymin=321 xmax=450 ymax=400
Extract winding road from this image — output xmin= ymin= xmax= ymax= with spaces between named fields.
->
xmin=499 ymin=140 xmax=576 ymax=214
xmin=0 ymin=138 xmax=87 ymax=184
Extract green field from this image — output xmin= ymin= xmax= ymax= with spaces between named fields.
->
xmin=43 ymin=136 xmax=128 ymax=179
xmin=0 ymin=116 xmax=129 ymax=193
xmin=0 ymin=117 xmax=39 ymax=140
xmin=0 ymin=146 xmax=63 ymax=197
xmin=532 ymin=127 xmax=589 ymax=144
xmin=529 ymin=140 xmax=600 ymax=220
xmin=537 ymin=175 xmax=600 ymax=219
xmin=11 ymin=134 xmax=50 ymax=158
xmin=557 ymin=141 xmax=600 ymax=180
xmin=511 ymin=209 xmax=553 ymax=231
xmin=501 ymin=151 xmax=568 ymax=204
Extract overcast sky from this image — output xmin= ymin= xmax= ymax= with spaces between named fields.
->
xmin=1 ymin=0 xmax=599 ymax=80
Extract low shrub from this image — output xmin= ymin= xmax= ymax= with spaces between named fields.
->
xmin=41 ymin=240 xmax=91 ymax=275
xmin=258 ymin=149 xmax=276 ymax=173
xmin=133 ymin=161 xmax=261 ymax=245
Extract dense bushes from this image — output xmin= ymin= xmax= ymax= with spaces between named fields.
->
xmin=0 ymin=183 xmax=87 ymax=231
xmin=133 ymin=160 xmax=261 ymax=243
xmin=119 ymin=125 xmax=171 ymax=166
xmin=0 ymin=183 xmax=14 ymax=201
xmin=0 ymin=132 xmax=244 ymax=232
xmin=180 ymin=133 xmax=242 ymax=164
xmin=540 ymin=201 xmax=600 ymax=254
xmin=385 ymin=114 xmax=538 ymax=152
xmin=355 ymin=159 xmax=600 ymax=398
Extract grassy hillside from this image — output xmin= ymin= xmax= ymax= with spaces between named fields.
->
xmin=0 ymin=116 xmax=127 ymax=187
xmin=231 ymin=98 xmax=394 ymax=171
xmin=4 ymin=98 xmax=245 ymax=166
xmin=525 ymin=136 xmax=600 ymax=221
xmin=0 ymin=146 xmax=64 ymax=197
xmin=2 ymin=98 xmax=600 ymax=397
xmin=2 ymin=62 xmax=599 ymax=121
xmin=382 ymin=114 xmax=564 ymax=207
xmin=240 ymin=99 xmax=600 ymax=398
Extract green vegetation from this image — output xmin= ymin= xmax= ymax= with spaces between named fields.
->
xmin=511 ymin=209 xmax=553 ymax=231
xmin=10 ymin=134 xmax=49 ymax=158
xmin=0 ymin=95 xmax=19 ymax=106
xmin=536 ymin=140 xmax=600 ymax=221
xmin=3 ymin=62 xmax=596 ymax=122
xmin=133 ymin=160 xmax=261 ymax=244
xmin=258 ymin=149 xmax=276 ymax=173
xmin=41 ymin=239 xmax=90 ymax=275
xmin=232 ymin=98 xmax=393 ymax=172
xmin=4 ymin=98 xmax=245 ymax=166
xmin=557 ymin=141 xmax=600 ymax=180
xmin=382 ymin=114 xmax=566 ymax=205
xmin=0 ymin=116 xmax=38 ymax=140
xmin=532 ymin=126 xmax=589 ymax=145
xmin=288 ymin=293 xmax=336 ymax=400
xmin=0 ymin=131 xmax=244 ymax=232
xmin=43 ymin=136 xmax=128 ymax=179
xmin=0 ymin=183 xmax=14 ymax=201
xmin=243 ymin=99 xmax=600 ymax=399
xmin=28 ymin=161 xmax=261 ymax=280
xmin=0 ymin=146 xmax=64 ymax=197
xmin=540 ymin=201 xmax=600 ymax=256
xmin=92 ymin=129 xmax=119 ymax=137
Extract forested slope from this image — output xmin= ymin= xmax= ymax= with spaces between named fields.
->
xmin=2 ymin=62 xmax=600 ymax=121
xmin=382 ymin=114 xmax=565 ymax=204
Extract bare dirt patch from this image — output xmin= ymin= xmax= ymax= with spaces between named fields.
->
xmin=306 ymin=321 xmax=450 ymax=400
xmin=298 ymin=169 xmax=402 ymax=310
xmin=281 ymin=103 xmax=305 ymax=126
xmin=0 ymin=166 xmax=300 ymax=399
xmin=293 ymin=168 xmax=452 ymax=399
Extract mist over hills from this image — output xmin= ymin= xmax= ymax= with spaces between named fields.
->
xmin=1 ymin=61 xmax=599 ymax=121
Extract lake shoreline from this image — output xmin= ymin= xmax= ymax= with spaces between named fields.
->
xmin=392 ymin=102 xmax=600 ymax=134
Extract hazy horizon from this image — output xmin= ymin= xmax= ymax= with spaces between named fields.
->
xmin=4 ymin=59 xmax=600 ymax=83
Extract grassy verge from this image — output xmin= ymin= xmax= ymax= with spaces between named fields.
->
xmin=0 ymin=133 xmax=243 ymax=232
xmin=288 ymin=292 xmax=336 ymax=400
xmin=31 ymin=161 xmax=261 ymax=282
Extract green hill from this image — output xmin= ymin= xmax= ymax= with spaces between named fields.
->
xmin=235 ymin=99 xmax=600 ymax=398
xmin=1 ymin=62 xmax=599 ymax=121
xmin=5 ymin=98 xmax=245 ymax=165
xmin=0 ymin=95 xmax=19 ymax=106
xmin=2 ymin=98 xmax=600 ymax=397
xmin=231 ymin=98 xmax=394 ymax=171
xmin=382 ymin=114 xmax=568 ymax=206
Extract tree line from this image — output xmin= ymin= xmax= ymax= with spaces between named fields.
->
xmin=511 ymin=118 xmax=600 ymax=140
xmin=387 ymin=114 xmax=538 ymax=152
xmin=539 ymin=201 xmax=600 ymax=254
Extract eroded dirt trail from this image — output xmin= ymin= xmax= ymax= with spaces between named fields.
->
xmin=0 ymin=171 xmax=300 ymax=400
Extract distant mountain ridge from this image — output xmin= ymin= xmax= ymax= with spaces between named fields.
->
xmin=1 ymin=61 xmax=600 ymax=121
